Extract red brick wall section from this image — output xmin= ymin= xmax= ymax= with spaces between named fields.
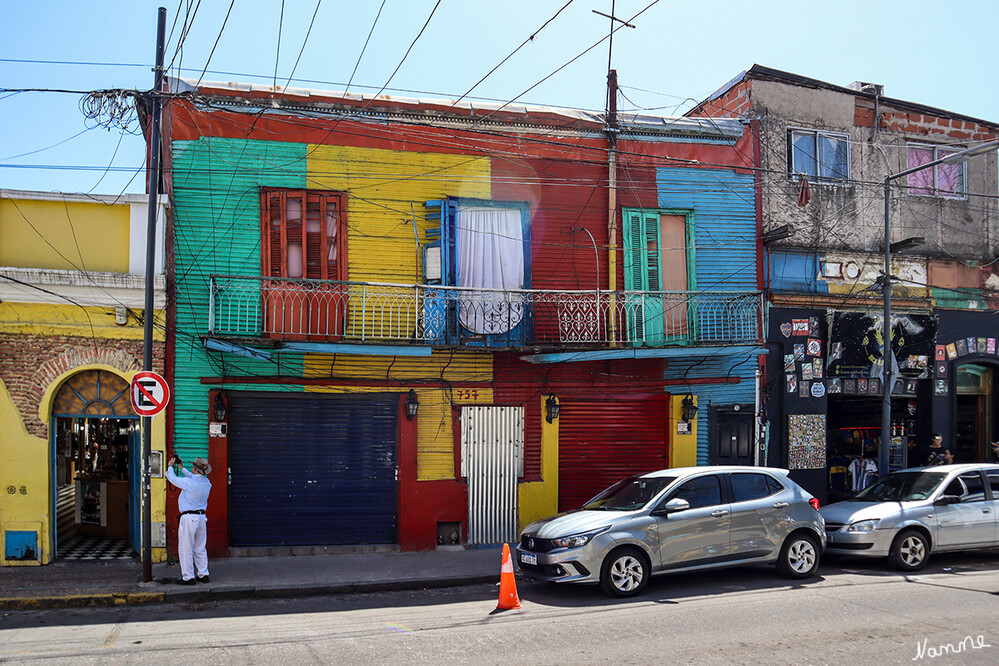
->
xmin=689 ymin=81 xmax=753 ymax=118
xmin=854 ymin=104 xmax=875 ymax=128
xmin=880 ymin=110 xmax=997 ymax=141
xmin=0 ymin=333 xmax=165 ymax=437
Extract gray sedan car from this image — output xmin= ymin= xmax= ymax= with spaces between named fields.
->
xmin=516 ymin=466 xmax=825 ymax=597
xmin=820 ymin=463 xmax=999 ymax=571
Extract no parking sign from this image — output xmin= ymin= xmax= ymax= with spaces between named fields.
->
xmin=130 ymin=371 xmax=171 ymax=417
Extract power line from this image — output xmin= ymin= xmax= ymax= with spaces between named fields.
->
xmin=345 ymin=0 xmax=386 ymax=96
xmin=0 ymin=126 xmax=95 ymax=161
xmin=445 ymin=0 xmax=575 ymax=111
xmin=367 ymin=0 xmax=441 ymax=101
xmin=273 ymin=0 xmax=286 ymax=89
xmin=281 ymin=0 xmax=323 ymax=94
xmin=468 ymin=0 xmax=661 ymax=128
xmin=194 ymin=0 xmax=235 ymax=89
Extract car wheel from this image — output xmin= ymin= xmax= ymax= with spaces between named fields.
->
xmin=776 ymin=532 xmax=819 ymax=579
xmin=889 ymin=529 xmax=929 ymax=571
xmin=600 ymin=547 xmax=649 ymax=597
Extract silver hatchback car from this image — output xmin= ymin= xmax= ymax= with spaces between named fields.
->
xmin=516 ymin=466 xmax=825 ymax=597
xmin=820 ymin=463 xmax=999 ymax=571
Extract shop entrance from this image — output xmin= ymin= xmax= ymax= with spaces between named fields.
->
xmin=50 ymin=371 xmax=139 ymax=560
xmin=826 ymin=395 xmax=918 ymax=502
xmin=955 ymin=364 xmax=995 ymax=463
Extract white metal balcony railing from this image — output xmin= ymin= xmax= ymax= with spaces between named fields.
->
xmin=208 ymin=275 xmax=763 ymax=349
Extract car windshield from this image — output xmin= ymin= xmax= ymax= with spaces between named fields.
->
xmin=582 ymin=476 xmax=676 ymax=511
xmin=851 ymin=471 xmax=947 ymax=502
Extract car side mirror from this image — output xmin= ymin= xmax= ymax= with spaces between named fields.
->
xmin=934 ymin=494 xmax=960 ymax=506
xmin=652 ymin=497 xmax=690 ymax=517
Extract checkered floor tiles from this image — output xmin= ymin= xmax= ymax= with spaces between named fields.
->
xmin=56 ymin=484 xmax=136 ymax=561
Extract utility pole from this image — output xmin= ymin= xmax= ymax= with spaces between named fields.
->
xmin=597 ymin=3 xmax=635 ymax=344
xmin=141 ymin=6 xmax=166 ymax=583
xmin=606 ymin=66 xmax=618 ymax=344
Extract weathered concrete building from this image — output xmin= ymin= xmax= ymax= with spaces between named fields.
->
xmin=690 ymin=65 xmax=999 ymax=501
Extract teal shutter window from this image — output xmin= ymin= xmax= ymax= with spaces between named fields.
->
xmin=623 ymin=208 xmax=695 ymax=345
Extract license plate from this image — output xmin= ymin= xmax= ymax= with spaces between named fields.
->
xmin=520 ymin=552 xmax=537 ymax=566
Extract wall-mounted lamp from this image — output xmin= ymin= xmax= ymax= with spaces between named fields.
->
xmin=545 ymin=394 xmax=560 ymax=423
xmin=681 ymin=394 xmax=698 ymax=423
xmin=405 ymin=389 xmax=420 ymax=421
xmin=212 ymin=392 xmax=228 ymax=422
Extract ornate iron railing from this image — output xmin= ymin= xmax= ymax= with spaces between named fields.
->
xmin=209 ymin=275 xmax=762 ymax=349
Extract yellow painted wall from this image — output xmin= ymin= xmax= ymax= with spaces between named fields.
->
xmin=0 ymin=198 xmax=130 ymax=272
xmin=0 ymin=368 xmax=168 ymax=566
xmin=0 ymin=377 xmax=51 ymax=565
xmin=518 ymin=394 xmax=560 ymax=531
xmin=669 ymin=394 xmax=698 ymax=468
xmin=306 ymin=144 xmax=491 ymax=285
xmin=304 ymin=145 xmax=497 ymax=478
xmin=0 ymin=303 xmax=165 ymax=340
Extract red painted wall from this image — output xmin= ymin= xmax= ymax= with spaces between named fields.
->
xmin=397 ymin=393 xmax=467 ymax=551
xmin=165 ymin=389 xmax=228 ymax=559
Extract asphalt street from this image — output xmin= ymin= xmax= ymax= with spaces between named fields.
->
xmin=3 ymin=552 xmax=999 ymax=664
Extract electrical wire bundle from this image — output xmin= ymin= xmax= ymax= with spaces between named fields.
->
xmin=80 ymin=89 xmax=140 ymax=134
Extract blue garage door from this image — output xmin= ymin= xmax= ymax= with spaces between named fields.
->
xmin=228 ymin=392 xmax=398 ymax=546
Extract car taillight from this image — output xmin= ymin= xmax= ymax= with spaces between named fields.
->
xmin=809 ymin=498 xmax=820 ymax=510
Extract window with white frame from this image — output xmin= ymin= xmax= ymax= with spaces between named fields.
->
xmin=907 ymin=143 xmax=966 ymax=199
xmin=788 ymin=129 xmax=850 ymax=182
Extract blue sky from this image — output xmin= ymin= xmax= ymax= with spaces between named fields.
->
xmin=2 ymin=0 xmax=997 ymax=196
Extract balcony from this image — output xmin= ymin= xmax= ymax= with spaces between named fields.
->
xmin=208 ymin=275 xmax=763 ymax=350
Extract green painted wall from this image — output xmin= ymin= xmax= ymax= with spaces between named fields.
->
xmin=170 ymin=138 xmax=308 ymax=458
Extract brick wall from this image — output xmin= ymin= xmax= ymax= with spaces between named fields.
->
xmin=0 ymin=333 xmax=164 ymax=437
xmin=689 ymin=81 xmax=753 ymax=118
xmin=878 ymin=108 xmax=997 ymax=142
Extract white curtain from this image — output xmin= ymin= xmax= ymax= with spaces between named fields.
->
xmin=456 ymin=205 xmax=525 ymax=334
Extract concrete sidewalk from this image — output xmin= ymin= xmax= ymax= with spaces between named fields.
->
xmin=0 ymin=546 xmax=503 ymax=610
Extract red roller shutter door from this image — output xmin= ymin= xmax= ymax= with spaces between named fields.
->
xmin=558 ymin=395 xmax=669 ymax=512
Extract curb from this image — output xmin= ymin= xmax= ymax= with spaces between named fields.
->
xmin=0 ymin=574 xmax=498 ymax=611
xmin=0 ymin=592 xmax=166 ymax=611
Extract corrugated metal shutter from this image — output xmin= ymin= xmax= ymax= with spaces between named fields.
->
xmin=558 ymin=395 xmax=668 ymax=512
xmin=461 ymin=406 xmax=524 ymax=545
xmin=228 ymin=392 xmax=397 ymax=546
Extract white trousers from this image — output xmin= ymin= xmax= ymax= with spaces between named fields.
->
xmin=177 ymin=514 xmax=209 ymax=580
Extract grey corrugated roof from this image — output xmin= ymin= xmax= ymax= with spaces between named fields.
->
xmin=169 ymin=76 xmax=744 ymax=140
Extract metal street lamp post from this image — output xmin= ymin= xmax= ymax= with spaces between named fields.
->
xmin=880 ymin=139 xmax=999 ymax=477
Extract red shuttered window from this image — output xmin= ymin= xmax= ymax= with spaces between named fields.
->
xmin=261 ymin=189 xmax=347 ymax=280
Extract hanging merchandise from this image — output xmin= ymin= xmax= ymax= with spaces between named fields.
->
xmin=848 ymin=455 xmax=879 ymax=491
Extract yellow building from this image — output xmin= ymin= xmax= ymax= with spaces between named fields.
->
xmin=0 ymin=189 xmax=168 ymax=566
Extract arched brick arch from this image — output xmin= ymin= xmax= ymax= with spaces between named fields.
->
xmin=0 ymin=333 xmax=146 ymax=438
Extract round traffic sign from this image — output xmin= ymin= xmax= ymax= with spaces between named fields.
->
xmin=130 ymin=371 xmax=171 ymax=417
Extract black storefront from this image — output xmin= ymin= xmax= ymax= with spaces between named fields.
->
xmin=933 ymin=310 xmax=999 ymax=465
xmin=766 ymin=307 xmax=937 ymax=505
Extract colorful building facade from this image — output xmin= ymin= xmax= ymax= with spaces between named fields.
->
xmin=154 ymin=77 xmax=763 ymax=554
xmin=690 ymin=66 xmax=999 ymax=502
xmin=0 ymin=189 xmax=167 ymax=565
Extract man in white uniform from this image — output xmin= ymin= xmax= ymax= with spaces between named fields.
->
xmin=166 ymin=456 xmax=212 ymax=584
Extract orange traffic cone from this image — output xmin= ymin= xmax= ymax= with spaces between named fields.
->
xmin=496 ymin=542 xmax=522 ymax=610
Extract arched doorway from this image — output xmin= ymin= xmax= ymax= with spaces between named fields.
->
xmin=51 ymin=370 xmax=139 ymax=559
xmin=954 ymin=363 xmax=995 ymax=463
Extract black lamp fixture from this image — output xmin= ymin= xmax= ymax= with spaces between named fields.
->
xmin=681 ymin=394 xmax=698 ymax=423
xmin=405 ymin=389 xmax=420 ymax=421
xmin=212 ymin=392 xmax=227 ymax=422
xmin=545 ymin=394 xmax=560 ymax=423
